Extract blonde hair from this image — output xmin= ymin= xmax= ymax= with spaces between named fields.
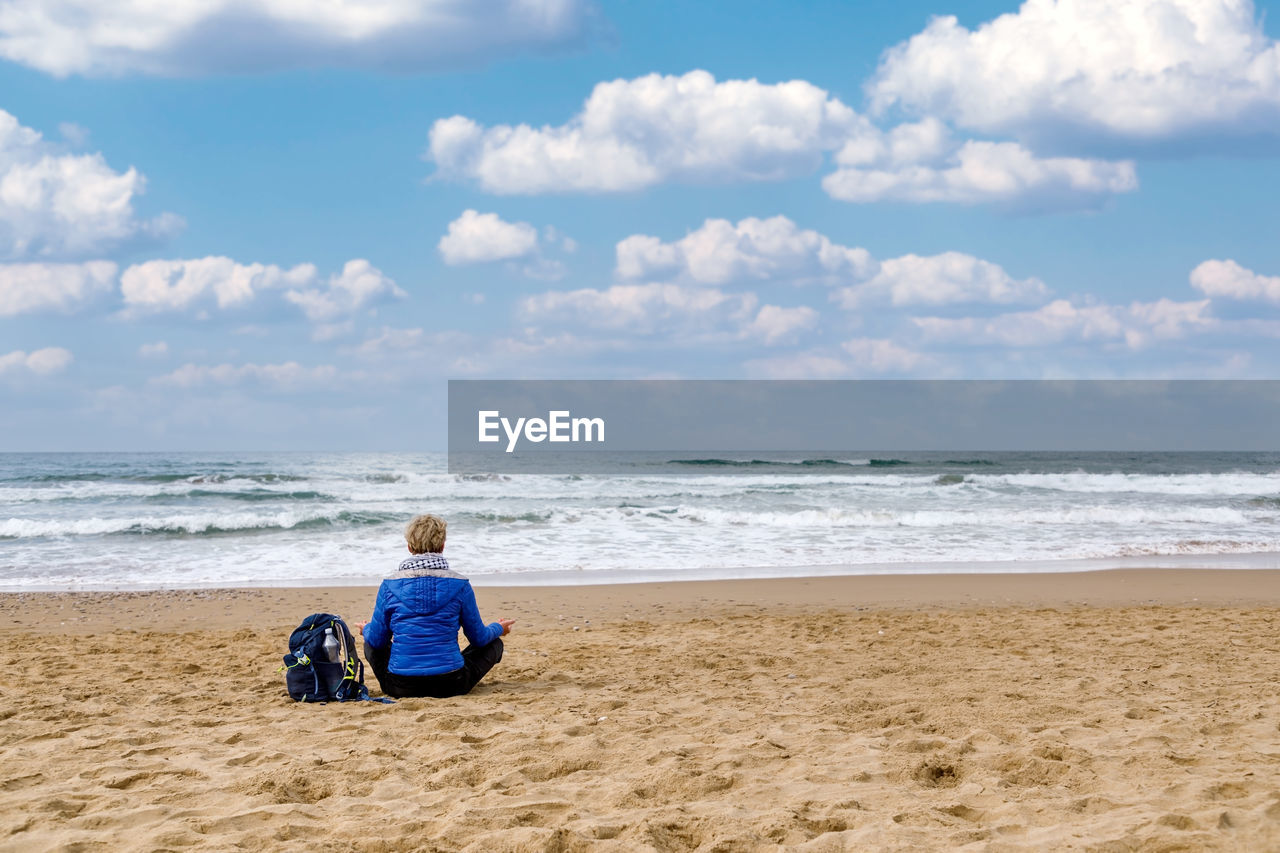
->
xmin=405 ymin=514 xmax=447 ymax=554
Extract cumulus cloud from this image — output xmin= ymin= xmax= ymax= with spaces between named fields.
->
xmin=437 ymin=210 xmax=569 ymax=279
xmin=438 ymin=210 xmax=539 ymax=265
xmin=0 ymin=110 xmax=178 ymax=258
xmin=0 ymin=260 xmax=116 ymax=316
xmin=1190 ymin=259 xmax=1280 ymax=303
xmin=823 ymin=138 xmax=1137 ymax=209
xmin=427 ymin=70 xmax=864 ymax=193
xmin=912 ymin=297 xmax=1216 ymax=349
xmin=283 ymin=259 xmax=406 ymax=322
xmin=428 ymin=70 xmax=1139 ymax=208
xmin=152 ymin=361 xmax=339 ymax=390
xmin=520 ymin=282 xmax=813 ymax=346
xmin=120 ymin=256 xmax=403 ymax=321
xmin=743 ymin=305 xmax=819 ymax=345
xmin=835 ymin=251 xmax=1049 ymax=308
xmin=868 ymin=0 xmax=1280 ymax=141
xmin=617 ymin=216 xmax=1047 ymax=309
xmin=522 ymin=283 xmax=754 ymax=333
xmin=120 ymin=257 xmax=315 ymax=312
xmin=0 ymin=0 xmax=599 ymax=77
xmin=616 ymin=216 xmax=874 ymax=285
xmin=138 ymin=341 xmax=168 ymax=358
xmin=0 ymin=346 xmax=73 ymax=376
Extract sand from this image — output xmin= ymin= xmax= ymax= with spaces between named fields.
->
xmin=2 ymin=569 xmax=1280 ymax=851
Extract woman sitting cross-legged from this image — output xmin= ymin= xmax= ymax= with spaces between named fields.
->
xmin=357 ymin=514 xmax=513 ymax=699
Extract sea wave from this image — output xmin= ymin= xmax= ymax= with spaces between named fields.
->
xmin=649 ymin=504 xmax=1255 ymax=528
xmin=4 ymin=451 xmax=1280 ymax=588
xmin=148 ymin=489 xmax=336 ymax=503
xmin=0 ymin=509 xmax=399 ymax=539
xmin=0 ymin=482 xmax=339 ymax=504
xmin=438 ymin=503 xmax=1257 ymax=530
xmin=668 ymin=458 xmax=872 ymax=468
xmin=7 ymin=471 xmax=311 ymax=485
xmin=967 ymin=470 xmax=1280 ymax=495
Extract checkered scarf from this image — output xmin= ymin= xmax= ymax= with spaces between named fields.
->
xmin=395 ymin=552 xmax=461 ymax=579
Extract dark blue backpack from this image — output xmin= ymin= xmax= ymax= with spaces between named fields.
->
xmin=282 ymin=613 xmax=372 ymax=703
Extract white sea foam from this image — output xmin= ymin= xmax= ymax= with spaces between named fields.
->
xmin=967 ymin=470 xmax=1280 ymax=495
xmin=0 ymin=508 xmax=383 ymax=538
xmin=3 ymin=451 xmax=1280 ymax=588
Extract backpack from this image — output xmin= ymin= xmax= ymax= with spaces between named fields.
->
xmin=282 ymin=613 xmax=372 ymax=703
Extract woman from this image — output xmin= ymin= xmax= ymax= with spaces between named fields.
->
xmin=357 ymin=514 xmax=514 ymax=698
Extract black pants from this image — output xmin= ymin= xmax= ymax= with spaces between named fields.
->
xmin=363 ymin=638 xmax=503 ymax=699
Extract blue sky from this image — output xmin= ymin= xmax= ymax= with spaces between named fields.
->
xmin=1 ymin=0 xmax=1279 ymax=449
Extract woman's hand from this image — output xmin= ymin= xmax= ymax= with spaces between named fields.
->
xmin=498 ymin=618 xmax=516 ymax=636
xmin=352 ymin=621 xmax=368 ymax=634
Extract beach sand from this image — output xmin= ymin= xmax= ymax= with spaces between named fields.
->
xmin=2 ymin=569 xmax=1280 ymax=851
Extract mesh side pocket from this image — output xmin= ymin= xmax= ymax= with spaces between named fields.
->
xmin=312 ymin=660 xmax=346 ymax=700
xmin=285 ymin=661 xmax=321 ymax=701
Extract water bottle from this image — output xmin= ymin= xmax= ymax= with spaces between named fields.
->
xmin=322 ymin=627 xmax=341 ymax=662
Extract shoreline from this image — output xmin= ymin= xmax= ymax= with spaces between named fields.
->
xmin=5 ymin=567 xmax=1280 ymax=635
xmin=7 ymin=550 xmax=1280 ymax=593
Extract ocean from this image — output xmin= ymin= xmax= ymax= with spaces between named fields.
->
xmin=3 ymin=451 xmax=1280 ymax=590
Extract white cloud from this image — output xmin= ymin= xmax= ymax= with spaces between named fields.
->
xmin=744 ymin=305 xmax=819 ymax=345
xmin=617 ymin=217 xmax=1048 ymax=311
xmin=868 ymin=0 xmax=1280 ymax=140
xmin=152 ymin=361 xmax=339 ymax=390
xmin=0 ymin=110 xmax=178 ymax=258
xmin=121 ymin=256 xmax=315 ymax=312
xmin=350 ymin=326 xmax=429 ymax=358
xmin=0 ymin=346 xmax=72 ymax=376
xmin=835 ymin=251 xmax=1049 ymax=308
xmin=58 ymin=122 xmax=89 ymax=146
xmin=0 ymin=0 xmax=598 ymax=77
xmin=821 ymin=119 xmax=1135 ymax=209
xmin=913 ymin=297 xmax=1216 ymax=349
xmin=823 ymin=139 xmax=1137 ymax=209
xmin=841 ymin=337 xmax=933 ymax=373
xmin=120 ymin=256 xmax=403 ymax=321
xmin=521 ymin=283 xmax=754 ymax=333
xmin=616 ymin=216 xmax=874 ymax=285
xmin=1190 ymin=259 xmax=1280 ymax=303
xmin=520 ymin=281 xmax=812 ymax=346
xmin=428 ymin=70 xmax=863 ymax=193
xmin=283 ymin=259 xmax=406 ymax=322
xmin=520 ymin=258 xmax=568 ymax=281
xmin=138 ymin=341 xmax=169 ymax=358
xmin=437 ymin=211 xmax=571 ymax=279
xmin=0 ymin=260 xmax=116 ymax=316
xmin=428 ymin=69 xmax=1138 ymax=208
xmin=438 ymin=210 xmax=539 ymax=265
xmin=544 ymin=226 xmax=577 ymax=253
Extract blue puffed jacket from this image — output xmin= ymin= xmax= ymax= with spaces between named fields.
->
xmin=362 ymin=552 xmax=503 ymax=677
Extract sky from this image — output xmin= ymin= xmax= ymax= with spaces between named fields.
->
xmin=1 ymin=0 xmax=1279 ymax=450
